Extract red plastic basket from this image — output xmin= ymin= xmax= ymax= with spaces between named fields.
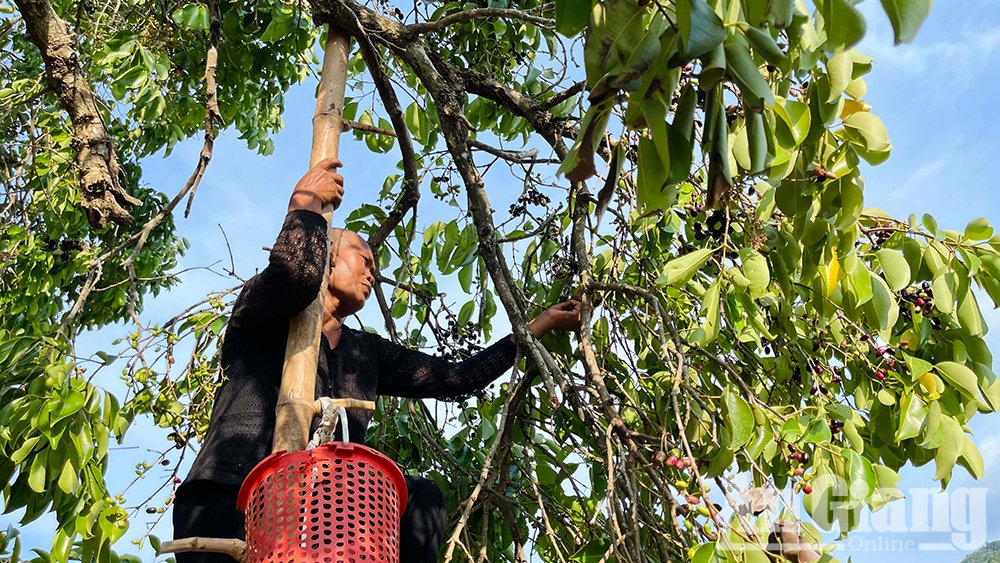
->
xmin=237 ymin=443 xmax=408 ymax=562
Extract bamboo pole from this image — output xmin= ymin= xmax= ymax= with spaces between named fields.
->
xmin=272 ymin=29 xmax=352 ymax=455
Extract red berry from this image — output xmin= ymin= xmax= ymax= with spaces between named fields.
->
xmin=803 ymin=486 xmax=812 ymax=494
xmin=686 ymin=495 xmax=700 ymax=505
xmin=667 ymin=455 xmax=678 ymax=466
xmin=876 ymin=370 xmax=886 ymax=380
xmin=814 ymin=364 xmax=824 ymax=374
xmin=173 ymin=477 xmax=181 ymax=484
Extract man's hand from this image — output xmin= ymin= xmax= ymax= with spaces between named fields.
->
xmin=288 ymin=158 xmax=345 ymax=213
xmin=527 ymin=295 xmax=582 ymax=338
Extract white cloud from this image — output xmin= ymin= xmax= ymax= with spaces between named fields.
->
xmin=978 ymin=434 xmax=1000 ymax=467
xmin=884 ymin=156 xmax=950 ymax=202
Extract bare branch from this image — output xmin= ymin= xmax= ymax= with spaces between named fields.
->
xmin=160 ymin=537 xmax=246 ymax=561
xmin=404 ymin=6 xmax=554 ymax=37
xmin=183 ymin=0 xmax=222 ymax=218
xmin=468 ymin=139 xmax=560 ymax=164
xmin=350 ymin=20 xmax=421 ymax=251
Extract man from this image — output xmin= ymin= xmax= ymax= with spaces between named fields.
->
xmin=173 ymin=159 xmax=582 ymax=562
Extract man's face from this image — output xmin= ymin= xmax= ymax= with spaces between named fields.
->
xmin=328 ymin=230 xmax=375 ymax=315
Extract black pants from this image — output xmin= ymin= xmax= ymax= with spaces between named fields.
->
xmin=173 ymin=476 xmax=446 ymax=563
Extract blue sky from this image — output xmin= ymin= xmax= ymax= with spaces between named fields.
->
xmin=9 ymin=2 xmax=1000 ymax=561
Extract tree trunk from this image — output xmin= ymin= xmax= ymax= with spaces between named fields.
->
xmin=13 ymin=0 xmax=141 ymax=229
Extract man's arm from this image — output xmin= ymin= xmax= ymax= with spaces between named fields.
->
xmin=227 ymin=160 xmax=345 ymax=332
xmin=375 ymin=297 xmax=582 ymax=399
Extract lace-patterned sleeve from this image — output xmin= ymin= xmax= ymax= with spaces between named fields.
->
xmin=227 ymin=210 xmax=328 ymax=332
xmin=373 ymin=333 xmax=519 ymax=400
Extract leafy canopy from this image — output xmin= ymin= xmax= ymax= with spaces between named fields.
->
xmin=8 ymin=0 xmax=1000 ymax=562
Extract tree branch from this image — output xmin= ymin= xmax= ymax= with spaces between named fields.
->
xmin=468 ymin=138 xmax=560 ymax=164
xmin=349 ymin=18 xmax=421 ymax=251
xmin=183 ymin=0 xmax=222 ymax=218
xmin=403 ymin=6 xmax=554 ymax=37
xmin=14 ymin=0 xmax=140 ymax=228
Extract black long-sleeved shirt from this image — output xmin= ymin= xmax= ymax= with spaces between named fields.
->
xmin=184 ymin=210 xmax=518 ymax=486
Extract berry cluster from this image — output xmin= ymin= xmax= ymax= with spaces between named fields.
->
xmin=693 ymin=210 xmax=729 ymax=241
xmin=548 ymin=255 xmax=578 ymax=279
xmin=868 ymin=219 xmax=895 ymax=247
xmin=787 ymin=444 xmax=813 ymax=494
xmin=899 ymin=281 xmax=942 ymax=328
xmin=829 ymin=419 xmax=844 ymax=435
xmin=431 ymin=176 xmax=461 ymax=201
xmin=508 ymin=187 xmax=550 ymax=217
xmin=435 ymin=319 xmax=483 ymax=361
xmin=653 ymin=450 xmax=711 ymax=506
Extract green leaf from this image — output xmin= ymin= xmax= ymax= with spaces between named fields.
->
xmin=865 ymin=271 xmax=899 ymax=333
xmin=745 ymin=110 xmax=769 ymax=173
xmin=896 ymin=393 xmax=926 ymax=442
xmin=957 ymin=288 xmax=986 ymax=337
xmin=821 ymin=0 xmax=866 ymax=52
xmin=458 ymin=263 xmax=473 ymax=293
xmin=876 ymin=249 xmax=911 ymax=292
xmin=932 ymin=271 xmax=956 ymax=314
xmin=57 ymin=460 xmax=79 ymax=494
xmin=724 ymin=39 xmax=775 ymax=109
xmin=826 ymin=51 xmax=853 ymax=102
xmin=739 ymin=248 xmax=770 ymax=298
xmin=636 ymin=136 xmax=673 ymax=210
xmin=933 ymin=416 xmax=964 ymax=482
xmin=458 ymin=301 xmax=475 ymax=326
xmin=845 ymin=254 xmax=873 ymax=306
xmin=724 ymin=387 xmax=754 ymax=448
xmin=959 ymin=435 xmax=984 ymax=479
xmin=879 ymin=0 xmax=933 ymax=45
xmin=53 ymin=390 xmax=86 ymax=423
xmin=768 ymin=0 xmax=796 ymax=27
xmin=842 ymin=448 xmax=876 ymax=503
xmin=555 ymin=0 xmax=592 ymax=36
xmin=870 ymin=464 xmax=904 ymax=510
xmin=692 ymin=276 xmax=723 ymax=344
xmin=404 ymin=103 xmax=429 ymax=145
xmin=657 ymin=248 xmax=714 ymax=287
xmin=170 ymin=3 xmax=210 ymax=30
xmin=584 ymin=0 xmax=663 ymax=87
xmin=676 ymin=0 xmax=726 ymax=58
xmin=772 ymin=99 xmax=810 ymax=148
xmin=936 ymin=361 xmax=981 ymax=401
xmin=28 ymin=452 xmax=47 ymax=493
xmin=842 ymin=112 xmax=891 ymax=153
xmin=743 ymin=26 xmax=786 ymax=66
xmin=964 ymin=217 xmax=993 ymax=241
xmin=691 ymin=542 xmax=716 ymax=563
xmin=802 ymin=418 xmax=832 ymax=444
xmin=904 ymin=354 xmax=933 ymax=381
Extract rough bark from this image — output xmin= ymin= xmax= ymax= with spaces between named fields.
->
xmin=14 ymin=0 xmax=140 ymax=228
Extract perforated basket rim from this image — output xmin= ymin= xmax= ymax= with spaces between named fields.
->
xmin=236 ymin=442 xmax=408 ymax=517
